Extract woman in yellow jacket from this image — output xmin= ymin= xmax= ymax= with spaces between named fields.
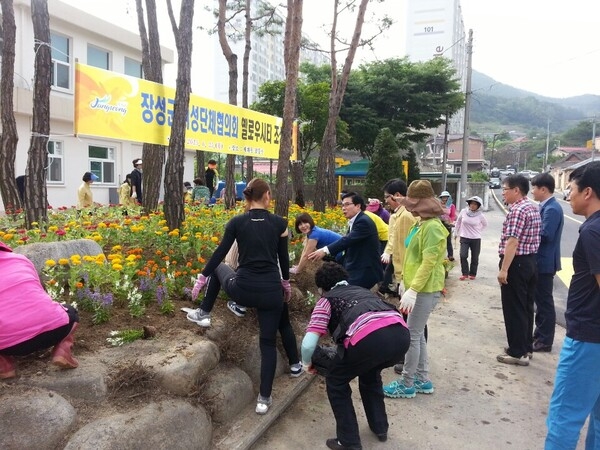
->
xmin=77 ymin=172 xmax=98 ymax=211
xmin=383 ymin=180 xmax=448 ymax=399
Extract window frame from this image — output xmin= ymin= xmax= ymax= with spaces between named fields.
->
xmin=87 ymin=44 xmax=111 ymax=71
xmin=88 ymin=144 xmax=116 ymax=185
xmin=124 ymin=56 xmax=143 ymax=78
xmin=46 ymin=140 xmax=64 ymax=184
xmin=50 ymin=32 xmax=71 ymax=92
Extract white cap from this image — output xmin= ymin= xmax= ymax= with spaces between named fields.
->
xmin=135 ymin=159 xmax=143 ymax=165
xmin=466 ymin=195 xmax=483 ymax=206
xmin=439 ymin=191 xmax=450 ymax=198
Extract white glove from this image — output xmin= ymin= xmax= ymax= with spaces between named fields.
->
xmin=131 ymin=192 xmax=137 ymax=199
xmin=398 ymin=281 xmax=406 ymax=297
xmin=399 ymin=288 xmax=417 ymax=314
xmin=289 ymin=265 xmax=298 ymax=274
xmin=380 ymin=253 xmax=391 ymax=264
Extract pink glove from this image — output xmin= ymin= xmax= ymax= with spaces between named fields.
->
xmin=282 ymin=279 xmax=291 ymax=302
xmin=192 ymin=274 xmax=208 ymax=301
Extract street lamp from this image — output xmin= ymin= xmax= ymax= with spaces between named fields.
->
xmin=490 ymin=133 xmax=500 ymax=172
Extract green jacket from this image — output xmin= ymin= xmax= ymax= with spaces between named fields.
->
xmin=403 ymin=218 xmax=448 ymax=293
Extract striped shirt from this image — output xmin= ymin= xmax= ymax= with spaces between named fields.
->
xmin=499 ymin=196 xmax=541 ymax=256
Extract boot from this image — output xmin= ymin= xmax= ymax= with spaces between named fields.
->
xmin=51 ymin=323 xmax=79 ymax=369
xmin=0 ymin=354 xmax=16 ymax=379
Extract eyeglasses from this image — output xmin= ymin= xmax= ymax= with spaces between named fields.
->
xmin=341 ymin=202 xmax=354 ymax=207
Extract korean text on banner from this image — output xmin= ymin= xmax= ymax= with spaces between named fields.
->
xmin=74 ymin=63 xmax=283 ymax=159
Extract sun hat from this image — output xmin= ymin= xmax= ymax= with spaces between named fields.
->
xmin=439 ymin=190 xmax=451 ymax=198
xmin=466 ymin=195 xmax=483 ymax=207
xmin=366 ymin=198 xmax=381 ymax=212
xmin=407 ymin=180 xmax=436 ymax=199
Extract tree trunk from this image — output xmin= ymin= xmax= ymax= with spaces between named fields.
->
xmin=25 ymin=0 xmax=51 ymax=228
xmin=274 ymin=0 xmax=303 ymax=218
xmin=290 ymin=160 xmax=305 ymax=207
xmin=218 ymin=0 xmax=239 ymax=209
xmin=313 ymin=0 xmax=369 ymax=212
xmin=136 ymin=0 xmax=166 ymax=212
xmin=242 ymin=0 xmax=254 ymax=183
xmin=195 ymin=150 xmax=205 ymax=180
xmin=163 ymin=0 xmax=194 ymax=230
xmin=0 ymin=0 xmax=21 ymax=214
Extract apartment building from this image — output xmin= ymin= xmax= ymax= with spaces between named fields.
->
xmin=0 ymin=0 xmax=176 ymax=210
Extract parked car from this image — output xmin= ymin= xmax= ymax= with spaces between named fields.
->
xmin=489 ymin=177 xmax=501 ymax=189
xmin=518 ymin=170 xmax=539 ymax=180
xmin=563 ymin=186 xmax=571 ymax=201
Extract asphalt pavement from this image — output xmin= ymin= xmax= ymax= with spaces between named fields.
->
xmin=253 ymin=190 xmax=587 ymax=450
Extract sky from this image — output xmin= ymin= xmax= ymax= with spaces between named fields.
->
xmin=65 ymin=0 xmax=600 ymax=99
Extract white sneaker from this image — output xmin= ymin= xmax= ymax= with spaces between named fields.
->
xmin=186 ymin=308 xmax=211 ymax=327
xmin=290 ymin=362 xmax=303 ymax=378
xmin=227 ymin=301 xmax=247 ymax=318
xmin=255 ymin=394 xmax=272 ymax=414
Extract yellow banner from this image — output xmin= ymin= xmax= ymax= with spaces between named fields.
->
xmin=74 ymin=63 xmax=283 ymax=159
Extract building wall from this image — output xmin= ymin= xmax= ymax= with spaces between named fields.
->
xmin=1 ymin=1 xmax=205 ymax=212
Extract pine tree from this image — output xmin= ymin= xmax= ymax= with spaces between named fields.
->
xmin=364 ymin=128 xmax=402 ymax=199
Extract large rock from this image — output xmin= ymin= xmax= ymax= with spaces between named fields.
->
xmin=13 ymin=239 xmax=104 ymax=277
xmin=0 ymin=388 xmax=77 ymax=450
xmin=203 ymin=364 xmax=254 ymax=424
xmin=237 ymin=335 xmax=285 ymax=388
xmin=64 ymin=400 xmax=212 ymax=450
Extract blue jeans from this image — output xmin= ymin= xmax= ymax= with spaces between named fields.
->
xmin=401 ymin=291 xmax=440 ymax=385
xmin=545 ymin=337 xmax=600 ymax=449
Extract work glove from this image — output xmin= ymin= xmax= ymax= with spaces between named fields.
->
xmin=398 ymin=281 xmax=406 ymax=297
xmin=131 ymin=192 xmax=137 ymax=199
xmin=380 ymin=253 xmax=391 ymax=264
xmin=192 ymin=274 xmax=208 ymax=301
xmin=282 ymin=279 xmax=291 ymax=302
xmin=289 ymin=265 xmax=298 ymax=274
xmin=399 ymin=288 xmax=418 ymax=314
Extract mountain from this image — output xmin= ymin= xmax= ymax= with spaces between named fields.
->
xmin=470 ymin=70 xmax=600 ymax=132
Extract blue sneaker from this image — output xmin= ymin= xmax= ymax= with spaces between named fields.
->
xmin=414 ymin=378 xmax=434 ymax=394
xmin=383 ymin=379 xmax=416 ymax=398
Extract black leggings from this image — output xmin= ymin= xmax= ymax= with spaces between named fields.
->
xmin=0 ymin=305 xmax=79 ymax=356
xmin=200 ymin=263 xmax=289 ymax=397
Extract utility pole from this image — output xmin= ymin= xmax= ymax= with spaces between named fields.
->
xmin=458 ymin=29 xmax=473 ymax=208
xmin=441 ymin=115 xmax=449 ymax=190
xmin=544 ymin=118 xmax=550 ymax=172
xmin=592 ymin=116 xmax=597 ymax=161
xmin=490 ymin=133 xmax=499 ymax=172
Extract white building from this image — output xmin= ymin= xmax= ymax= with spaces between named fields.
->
xmin=0 ymin=0 xmax=181 ymax=211
xmin=404 ymin=0 xmax=467 ymax=134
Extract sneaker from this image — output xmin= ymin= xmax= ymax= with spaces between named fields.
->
xmin=393 ymin=363 xmax=404 ymax=375
xmin=290 ymin=362 xmax=303 ymax=378
xmin=469 ymin=275 xmax=476 ymax=280
xmin=459 ymin=275 xmax=468 ymax=281
xmin=383 ymin=379 xmax=416 ymax=398
xmin=504 ymin=346 xmax=533 ymax=359
xmin=414 ymin=378 xmax=434 ymax=394
xmin=186 ymin=308 xmax=211 ymax=327
xmin=496 ymin=354 xmax=530 ymax=366
xmin=255 ymin=394 xmax=273 ymax=414
xmin=227 ymin=301 xmax=246 ymax=318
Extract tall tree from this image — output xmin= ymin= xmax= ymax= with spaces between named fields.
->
xmin=25 ymin=0 xmax=51 ymax=228
xmin=0 ymin=0 xmax=20 ymax=214
xmin=313 ymin=0 xmax=371 ymax=212
xmin=162 ymin=0 xmax=194 ymax=230
xmin=135 ymin=0 xmax=166 ymax=212
xmin=274 ymin=0 xmax=303 ymax=217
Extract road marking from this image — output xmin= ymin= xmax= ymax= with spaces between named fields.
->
xmin=557 ymin=257 xmax=574 ymax=287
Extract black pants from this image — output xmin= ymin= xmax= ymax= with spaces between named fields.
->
xmin=533 ymin=273 xmax=556 ymax=346
xmin=499 ymin=254 xmax=537 ymax=358
xmin=0 ymin=305 xmax=79 ymax=356
xmin=326 ymin=324 xmax=409 ymax=447
xmin=459 ymin=237 xmax=481 ymax=276
xmin=200 ymin=263 xmax=288 ymax=397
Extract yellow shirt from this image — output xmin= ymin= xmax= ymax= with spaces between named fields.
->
xmin=384 ymin=206 xmax=417 ymax=282
xmin=403 ymin=218 xmax=448 ymax=293
xmin=364 ymin=210 xmax=389 ymax=242
xmin=77 ymin=182 xmax=93 ymax=209
xmin=118 ymin=182 xmax=132 ymax=206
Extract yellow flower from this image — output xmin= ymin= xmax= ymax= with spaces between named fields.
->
xmin=97 ymin=222 xmax=107 ymax=229
xmin=58 ymin=258 xmax=69 ymax=266
xmin=3 ymin=233 xmax=13 ymax=240
xmin=48 ymin=226 xmax=58 ymax=232
xmin=112 ymin=245 xmax=122 ymax=251
xmin=126 ymin=254 xmax=137 ymax=262
xmin=180 ymin=236 xmax=188 ymax=242
xmin=112 ymin=263 xmax=123 ymax=271
xmin=45 ymin=259 xmax=57 ymax=267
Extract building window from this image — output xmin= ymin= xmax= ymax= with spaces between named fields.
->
xmin=87 ymin=44 xmax=110 ymax=70
xmin=88 ymin=145 xmax=115 ymax=184
xmin=124 ymin=57 xmax=143 ymax=78
xmin=51 ymin=33 xmax=70 ymax=90
xmin=46 ymin=141 xmax=63 ymax=183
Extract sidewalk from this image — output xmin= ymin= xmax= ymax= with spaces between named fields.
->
xmin=253 ymin=201 xmax=581 ymax=449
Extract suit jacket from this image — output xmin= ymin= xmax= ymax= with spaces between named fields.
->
xmin=327 ymin=211 xmax=383 ymax=289
xmin=536 ymin=197 xmax=564 ymax=274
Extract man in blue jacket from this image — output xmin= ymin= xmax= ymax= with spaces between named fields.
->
xmin=308 ymin=192 xmax=383 ymax=289
xmin=531 ymin=173 xmax=564 ymax=352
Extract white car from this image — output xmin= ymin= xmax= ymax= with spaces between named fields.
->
xmin=563 ymin=187 xmax=571 ymax=200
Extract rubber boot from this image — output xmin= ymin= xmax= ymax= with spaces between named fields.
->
xmin=0 ymin=354 xmax=16 ymax=379
xmin=51 ymin=323 xmax=79 ymax=369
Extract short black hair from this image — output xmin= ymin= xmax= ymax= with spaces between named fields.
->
xmin=315 ymin=262 xmax=348 ymax=292
xmin=207 ymin=159 xmax=217 ymax=165
xmin=503 ymin=174 xmax=530 ymax=196
xmin=82 ymin=172 xmax=93 ymax=182
xmin=193 ymin=178 xmax=205 ymax=186
xmin=341 ymin=191 xmax=366 ymax=211
xmin=294 ymin=213 xmax=315 ymax=234
xmin=570 ymin=161 xmax=600 ymax=199
xmin=531 ymin=172 xmax=555 ymax=193
xmin=383 ymin=178 xmax=408 ymax=196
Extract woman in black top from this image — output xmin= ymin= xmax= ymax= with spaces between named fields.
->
xmin=188 ymin=178 xmax=297 ymax=415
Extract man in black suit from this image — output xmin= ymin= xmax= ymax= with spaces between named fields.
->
xmin=308 ymin=192 xmax=383 ymax=289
